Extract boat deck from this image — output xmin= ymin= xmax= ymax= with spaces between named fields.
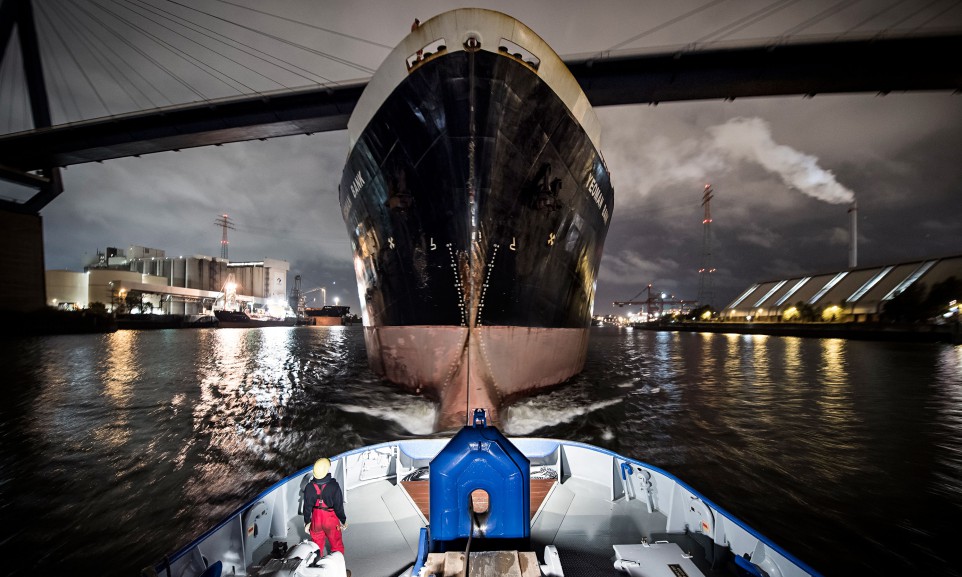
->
xmin=173 ymin=436 xmax=810 ymax=577
xmin=250 ymin=475 xmax=665 ymax=576
xmin=335 ymin=476 xmax=668 ymax=577
xmin=399 ymin=478 xmax=558 ymax=521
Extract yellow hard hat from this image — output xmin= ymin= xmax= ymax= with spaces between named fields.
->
xmin=313 ymin=457 xmax=331 ymax=478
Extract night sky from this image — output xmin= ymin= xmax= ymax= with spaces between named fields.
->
xmin=2 ymin=0 xmax=960 ymax=316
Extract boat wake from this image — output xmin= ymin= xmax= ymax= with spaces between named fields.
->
xmin=503 ymin=397 xmax=621 ymax=435
xmin=339 ymin=399 xmax=438 ymax=435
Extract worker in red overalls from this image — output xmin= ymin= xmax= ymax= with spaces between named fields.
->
xmin=302 ymin=457 xmax=347 ymax=555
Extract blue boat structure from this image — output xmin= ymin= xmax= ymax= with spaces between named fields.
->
xmin=144 ymin=409 xmax=820 ymax=577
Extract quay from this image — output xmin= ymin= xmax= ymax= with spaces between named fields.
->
xmin=632 ymin=319 xmax=962 ymax=345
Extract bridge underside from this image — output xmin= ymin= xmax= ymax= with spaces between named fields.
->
xmin=0 ymin=34 xmax=959 ymax=173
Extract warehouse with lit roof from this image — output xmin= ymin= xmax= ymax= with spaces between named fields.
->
xmin=720 ymin=254 xmax=962 ymax=323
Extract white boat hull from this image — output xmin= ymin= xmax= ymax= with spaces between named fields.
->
xmin=147 ymin=436 xmax=819 ymax=577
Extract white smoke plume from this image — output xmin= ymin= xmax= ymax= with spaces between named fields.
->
xmin=607 ymin=115 xmax=855 ymax=205
xmin=708 ymin=117 xmax=855 ymax=204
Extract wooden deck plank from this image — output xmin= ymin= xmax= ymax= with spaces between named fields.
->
xmin=400 ymin=479 xmax=556 ymax=521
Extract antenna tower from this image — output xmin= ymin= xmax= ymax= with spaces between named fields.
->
xmin=214 ymin=214 xmax=236 ymax=259
xmin=697 ymin=184 xmax=715 ymax=307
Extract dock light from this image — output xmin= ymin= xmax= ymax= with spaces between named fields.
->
xmin=822 ymin=305 xmax=841 ymax=322
xmin=783 ymin=306 xmax=799 ymax=321
xmin=335 ymin=297 xmax=340 ymax=306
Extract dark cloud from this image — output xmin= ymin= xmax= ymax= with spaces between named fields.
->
xmin=2 ymin=1 xmax=959 ymax=316
xmin=595 ymin=92 xmax=962 ymax=315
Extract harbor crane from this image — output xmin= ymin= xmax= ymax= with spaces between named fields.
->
xmin=288 ymin=276 xmax=327 ymax=317
xmin=614 ymin=284 xmax=698 ymax=318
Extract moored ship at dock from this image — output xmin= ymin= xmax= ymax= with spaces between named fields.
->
xmin=304 ymin=305 xmax=351 ymax=326
xmin=339 ymin=9 xmax=614 ymax=429
xmin=214 ymin=309 xmax=296 ymax=328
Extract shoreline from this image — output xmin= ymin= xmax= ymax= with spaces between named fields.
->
xmin=627 ymin=320 xmax=962 ymax=344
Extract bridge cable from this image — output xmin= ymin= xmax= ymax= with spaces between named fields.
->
xmin=131 ymin=0 xmax=335 ymax=88
xmin=161 ymin=0 xmax=376 ymax=77
xmin=911 ymin=0 xmax=962 ymax=32
xmin=696 ymin=0 xmax=805 ymax=45
xmin=90 ymin=0 xmax=247 ymax=97
xmin=58 ymin=0 xmax=163 ymax=109
xmin=53 ymin=0 xmax=154 ymax=111
xmin=75 ymin=4 xmax=197 ymax=104
xmin=208 ymin=0 xmax=393 ymax=50
xmin=878 ymin=0 xmax=948 ymax=34
xmin=34 ymin=11 xmax=82 ymax=122
xmin=36 ymin=2 xmax=113 ymax=116
xmin=777 ymin=0 xmax=863 ymax=39
xmin=605 ymin=0 xmax=729 ymax=53
xmin=101 ymin=0 xmax=259 ymax=95
xmin=842 ymin=0 xmax=910 ymax=34
xmin=82 ymin=2 xmax=210 ymax=104
xmin=126 ymin=0 xmax=290 ymax=91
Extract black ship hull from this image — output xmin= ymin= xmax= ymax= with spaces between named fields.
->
xmin=340 ymin=11 xmax=613 ymax=429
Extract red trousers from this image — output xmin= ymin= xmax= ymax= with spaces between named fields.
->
xmin=310 ymin=508 xmax=344 ymax=554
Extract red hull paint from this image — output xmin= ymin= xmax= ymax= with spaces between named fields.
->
xmin=364 ymin=326 xmax=589 ymax=430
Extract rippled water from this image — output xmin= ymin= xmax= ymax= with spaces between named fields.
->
xmin=1 ymin=326 xmax=960 ymax=576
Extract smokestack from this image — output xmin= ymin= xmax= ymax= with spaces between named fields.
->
xmin=848 ymin=200 xmax=857 ymax=268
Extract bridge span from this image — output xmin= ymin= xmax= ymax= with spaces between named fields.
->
xmin=1 ymin=33 xmax=960 ymax=175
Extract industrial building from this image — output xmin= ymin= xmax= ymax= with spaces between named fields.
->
xmin=45 ymin=245 xmax=289 ymax=315
xmin=721 ymin=253 xmax=962 ymax=323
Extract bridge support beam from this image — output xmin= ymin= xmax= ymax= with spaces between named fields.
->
xmin=0 ymin=0 xmax=60 ymax=313
xmin=0 ymin=209 xmax=46 ymax=312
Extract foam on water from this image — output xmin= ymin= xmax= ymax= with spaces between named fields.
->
xmin=503 ymin=397 xmax=621 ymax=435
xmin=339 ymin=399 xmax=437 ymax=435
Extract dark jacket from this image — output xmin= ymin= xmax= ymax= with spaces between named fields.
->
xmin=302 ymin=474 xmax=346 ymax=524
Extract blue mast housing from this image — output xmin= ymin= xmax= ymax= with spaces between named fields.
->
xmin=428 ymin=409 xmax=531 ymax=551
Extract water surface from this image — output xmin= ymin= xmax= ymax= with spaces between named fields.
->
xmin=1 ymin=326 xmax=959 ymax=576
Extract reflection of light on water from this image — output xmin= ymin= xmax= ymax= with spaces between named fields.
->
xmin=783 ymin=337 xmax=802 ymax=379
xmin=722 ymin=333 xmax=741 ymax=378
xmin=179 ymin=328 xmax=303 ymax=510
xmin=104 ymin=330 xmax=138 ymax=406
xmin=820 ymin=338 xmax=846 ymax=383
xmin=97 ymin=331 xmax=141 ymax=447
xmin=817 ymin=339 xmax=851 ymax=429
xmin=934 ymin=346 xmax=962 ymax=500
xmin=251 ymin=327 xmax=295 ymax=405
xmin=752 ymin=334 xmax=770 ymax=384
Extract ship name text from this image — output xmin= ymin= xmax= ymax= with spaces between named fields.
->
xmin=587 ymin=174 xmax=610 ymax=224
xmin=350 ymin=171 xmax=366 ymax=197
